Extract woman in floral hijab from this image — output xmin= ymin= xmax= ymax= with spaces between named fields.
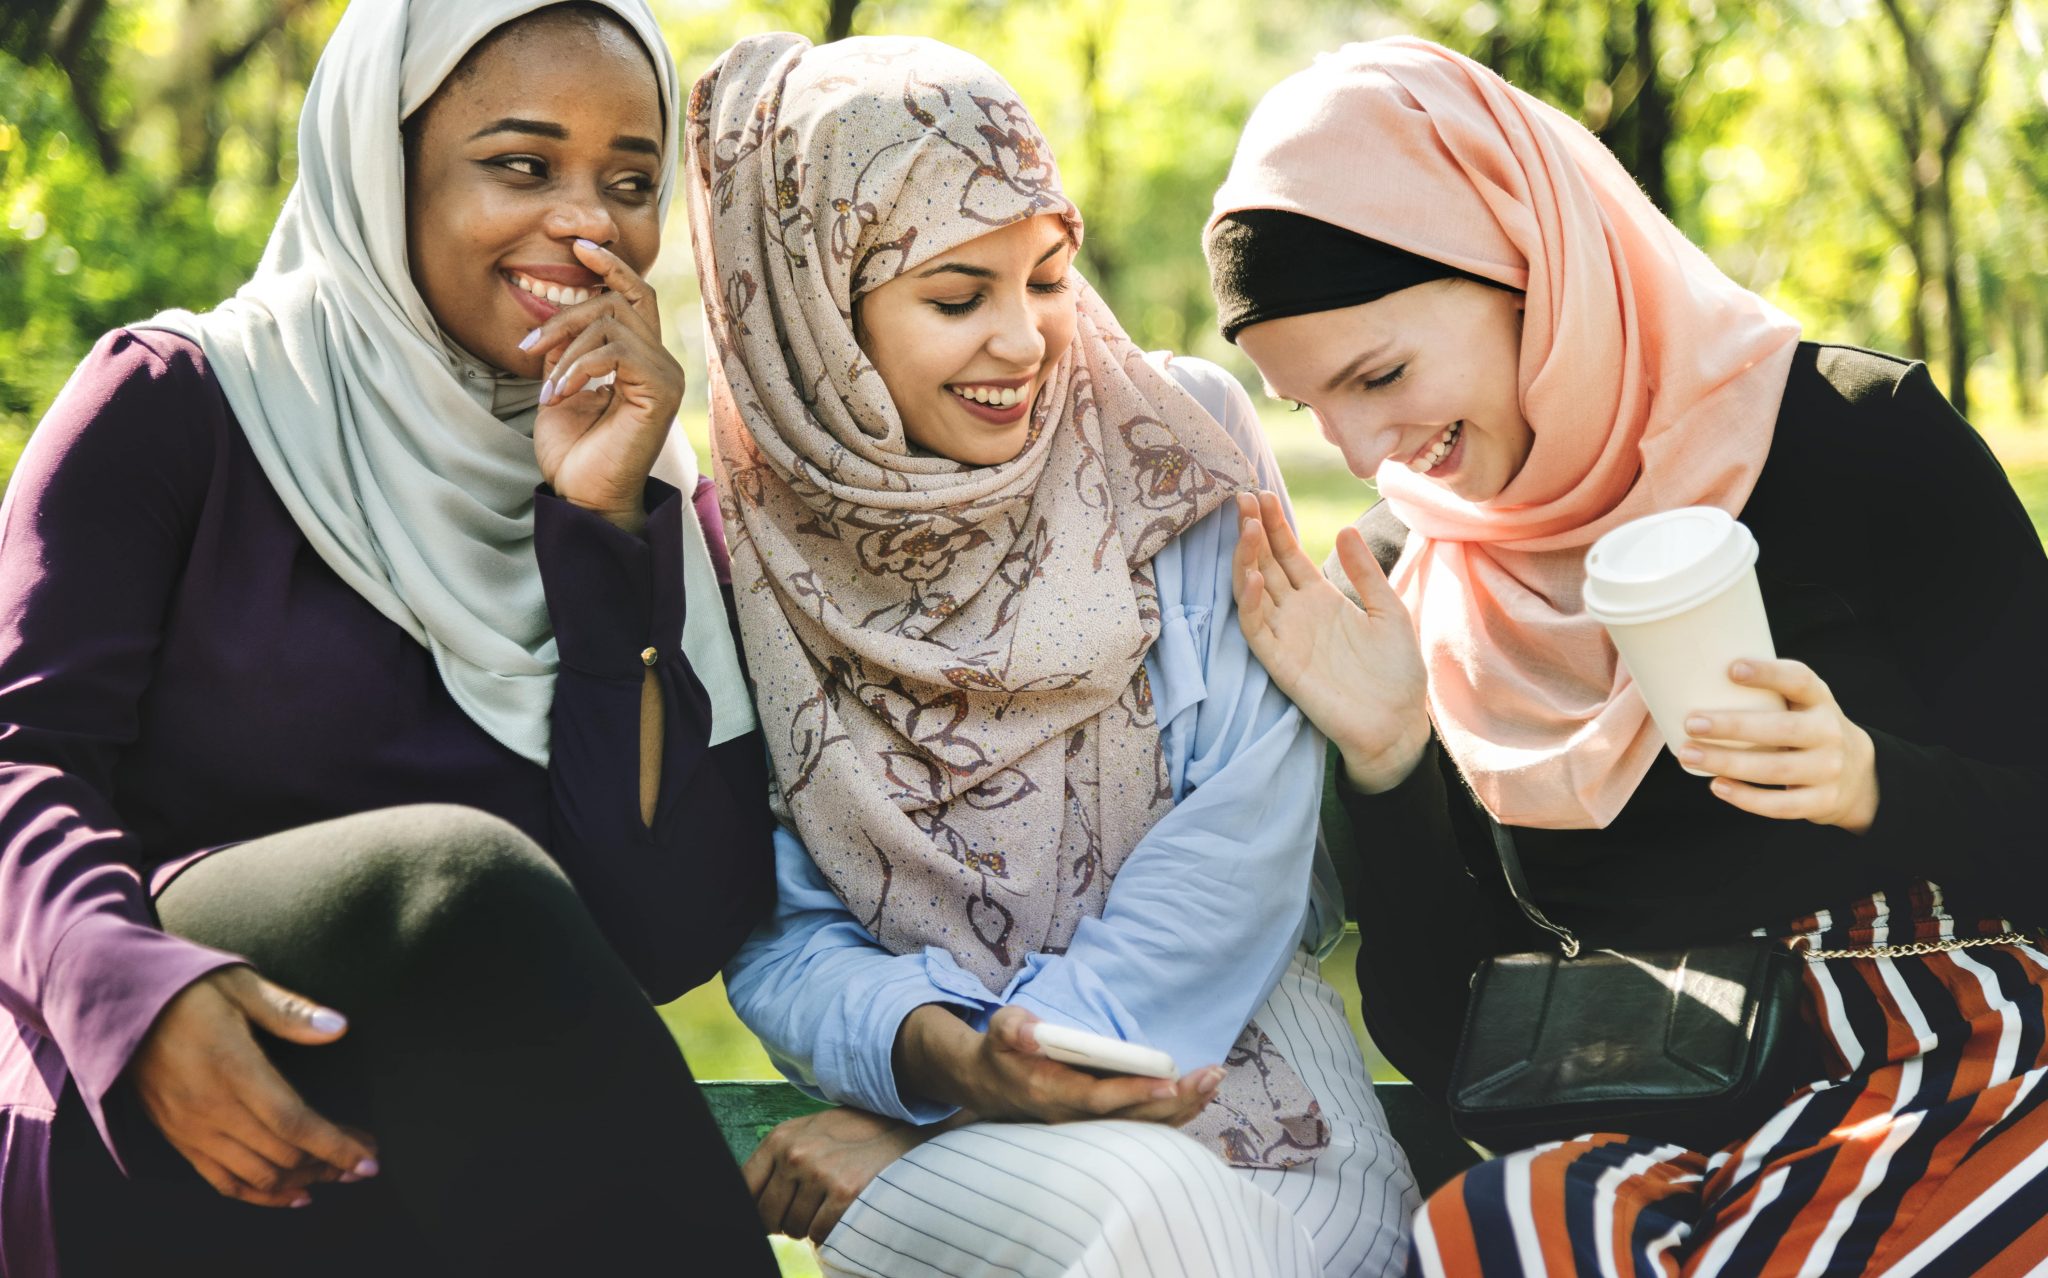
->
xmin=695 ymin=32 xmax=1417 ymax=1278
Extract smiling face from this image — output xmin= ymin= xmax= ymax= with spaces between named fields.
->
xmin=403 ymin=8 xmax=663 ymax=377
xmin=854 ymin=213 xmax=1079 ymax=466
xmin=1236 ymin=279 xmax=1534 ymax=504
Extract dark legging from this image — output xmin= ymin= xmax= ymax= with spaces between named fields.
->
xmin=49 ymin=804 xmax=776 ymax=1276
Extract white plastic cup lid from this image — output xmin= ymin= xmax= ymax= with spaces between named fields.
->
xmin=1583 ymin=507 xmax=1759 ymax=624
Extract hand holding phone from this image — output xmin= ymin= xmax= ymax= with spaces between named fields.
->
xmin=1029 ymin=1023 xmax=1178 ymax=1079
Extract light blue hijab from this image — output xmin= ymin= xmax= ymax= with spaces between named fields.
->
xmin=137 ymin=0 xmax=754 ymax=764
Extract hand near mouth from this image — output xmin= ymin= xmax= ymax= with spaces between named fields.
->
xmin=523 ymin=237 xmax=685 ymax=534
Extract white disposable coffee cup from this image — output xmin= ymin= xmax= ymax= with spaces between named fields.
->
xmin=1583 ymin=507 xmax=1786 ymax=776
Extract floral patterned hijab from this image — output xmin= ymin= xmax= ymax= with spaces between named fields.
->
xmin=690 ymin=33 xmax=1328 ymax=1167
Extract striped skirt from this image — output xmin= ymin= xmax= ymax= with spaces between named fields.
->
xmin=1412 ymin=885 xmax=2048 ymax=1277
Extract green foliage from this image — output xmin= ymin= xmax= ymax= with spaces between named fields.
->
xmin=1 ymin=0 xmax=341 ymax=456
xmin=6 ymin=0 xmax=2048 ymax=458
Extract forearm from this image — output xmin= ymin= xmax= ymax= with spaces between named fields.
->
xmin=726 ymin=830 xmax=986 ymax=1121
xmin=539 ymin=483 xmax=772 ymax=999
xmin=0 ymin=765 xmax=242 ymax=1155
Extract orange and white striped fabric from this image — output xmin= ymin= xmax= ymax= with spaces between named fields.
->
xmin=1412 ymin=884 xmax=2048 ymax=1277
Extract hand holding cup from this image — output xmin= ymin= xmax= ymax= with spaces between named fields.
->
xmin=1679 ymin=658 xmax=1879 ymax=833
xmin=1584 ymin=507 xmax=1878 ymax=833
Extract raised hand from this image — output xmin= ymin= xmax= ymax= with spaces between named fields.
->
xmin=1677 ymin=658 xmax=1880 ymax=833
xmin=127 ymin=966 xmax=378 ymax=1207
xmin=894 ymin=1004 xmax=1223 ymax=1127
xmin=522 ymin=236 xmax=685 ymax=534
xmin=1232 ymin=490 xmax=1432 ymax=792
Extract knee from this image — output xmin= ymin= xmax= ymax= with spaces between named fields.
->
xmin=1060 ymin=1122 xmax=1246 ymax=1220
xmin=343 ymin=805 xmax=578 ymax=962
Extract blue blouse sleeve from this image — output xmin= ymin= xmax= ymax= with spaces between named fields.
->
xmin=723 ymin=357 xmax=1326 ymax=1121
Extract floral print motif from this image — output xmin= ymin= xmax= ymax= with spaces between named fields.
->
xmin=688 ymin=33 xmax=1326 ymax=1170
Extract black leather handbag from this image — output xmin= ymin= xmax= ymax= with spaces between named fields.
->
xmin=1445 ymin=822 xmax=1811 ymax=1154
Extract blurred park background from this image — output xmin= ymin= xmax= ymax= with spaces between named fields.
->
xmin=6 ymin=2 xmax=2048 ymax=1259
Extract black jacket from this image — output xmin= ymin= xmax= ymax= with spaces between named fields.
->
xmin=1339 ymin=343 xmax=2048 ymax=1095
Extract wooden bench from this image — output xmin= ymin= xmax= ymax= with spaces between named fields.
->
xmin=703 ymin=1077 xmax=1480 ymax=1195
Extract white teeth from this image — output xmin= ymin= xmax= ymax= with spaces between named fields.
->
xmin=950 ymin=384 xmax=1024 ymax=408
xmin=509 ymin=272 xmax=604 ymax=307
xmin=1412 ymin=421 xmax=1463 ymax=474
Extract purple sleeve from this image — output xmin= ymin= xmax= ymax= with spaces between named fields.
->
xmin=0 ymin=331 xmax=246 ymax=1163
xmin=535 ymin=480 xmax=773 ymax=1003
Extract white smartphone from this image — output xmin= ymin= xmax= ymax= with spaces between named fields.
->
xmin=1031 ymin=1023 xmax=1178 ymax=1079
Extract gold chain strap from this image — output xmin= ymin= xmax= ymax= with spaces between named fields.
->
xmin=1799 ymin=931 xmax=2035 ymax=962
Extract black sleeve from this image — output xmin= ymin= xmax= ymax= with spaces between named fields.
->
xmin=535 ymin=483 xmax=774 ymax=1002
xmin=1848 ymin=364 xmax=2048 ymax=917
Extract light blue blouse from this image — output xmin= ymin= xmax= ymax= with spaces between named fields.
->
xmin=723 ymin=357 xmax=1345 ymax=1124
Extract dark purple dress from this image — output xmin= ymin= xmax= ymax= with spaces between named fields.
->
xmin=0 ymin=329 xmax=773 ymax=1276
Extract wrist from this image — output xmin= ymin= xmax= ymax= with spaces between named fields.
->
xmin=892 ymin=1004 xmax=976 ymax=1112
xmin=575 ymin=500 xmax=646 ymax=536
xmin=1837 ymin=724 xmax=1880 ymax=835
xmin=1338 ymin=715 xmax=1432 ymax=794
xmin=548 ymin=481 xmax=649 ymax=536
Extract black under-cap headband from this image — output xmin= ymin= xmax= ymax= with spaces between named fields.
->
xmin=1204 ymin=208 xmax=1495 ymax=342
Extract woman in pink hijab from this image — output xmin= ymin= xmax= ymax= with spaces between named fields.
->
xmin=1208 ymin=36 xmax=2048 ymax=1276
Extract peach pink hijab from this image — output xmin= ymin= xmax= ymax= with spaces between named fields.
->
xmin=1211 ymin=38 xmax=1800 ymax=829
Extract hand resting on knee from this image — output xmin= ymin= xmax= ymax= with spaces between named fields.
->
xmin=127 ymin=965 xmax=379 ymax=1208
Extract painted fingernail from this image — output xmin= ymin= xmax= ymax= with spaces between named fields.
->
xmin=353 ymin=1158 xmax=380 ymax=1178
xmin=309 ymin=1009 xmax=346 ymax=1033
xmin=539 ymin=379 xmax=554 ymax=403
xmin=575 ymin=237 xmax=603 ymax=253
xmin=1684 ymin=716 xmax=1711 ymax=734
xmin=338 ymin=1171 xmax=362 ymax=1184
xmin=518 ymin=328 xmax=541 ymax=351
xmin=290 ymin=1193 xmax=312 ymax=1208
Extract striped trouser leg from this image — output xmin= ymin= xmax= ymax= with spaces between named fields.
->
xmin=1688 ymin=935 xmax=2048 ymax=1277
xmin=1240 ymin=952 xmax=1422 ymax=1276
xmin=1409 ymin=1135 xmax=1707 ymax=1277
xmin=818 ymin=1119 xmax=1320 ymax=1278
xmin=1407 ymin=889 xmax=2048 ymax=1278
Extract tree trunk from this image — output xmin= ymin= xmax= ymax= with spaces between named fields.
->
xmin=1074 ymin=10 xmax=1119 ymax=302
xmin=1630 ymin=0 xmax=1669 ymax=212
xmin=1928 ymin=155 xmax=1968 ymax=415
xmin=2008 ymin=286 xmax=2038 ymax=420
xmin=1905 ymin=238 xmax=1931 ymax=361
xmin=824 ymin=0 xmax=860 ymax=43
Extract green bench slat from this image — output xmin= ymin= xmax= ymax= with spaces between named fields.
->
xmin=703 ymin=1078 xmax=1480 ymax=1194
xmin=704 ymin=1080 xmax=835 ymax=1165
